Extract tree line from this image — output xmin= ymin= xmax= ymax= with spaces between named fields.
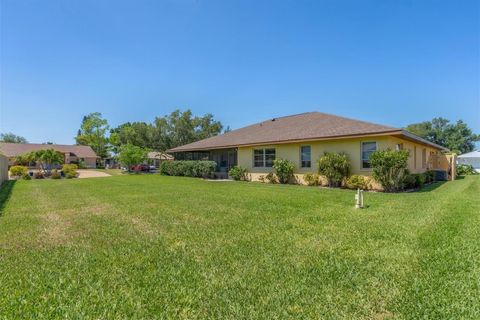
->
xmin=74 ymin=109 xmax=225 ymax=158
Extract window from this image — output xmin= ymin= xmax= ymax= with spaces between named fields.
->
xmin=361 ymin=142 xmax=377 ymax=169
xmin=254 ymin=149 xmax=264 ymax=167
xmin=414 ymin=146 xmax=417 ymax=169
xmin=253 ymin=148 xmax=276 ymax=167
xmin=300 ymin=146 xmax=311 ymax=168
xmin=395 ymin=143 xmax=404 ymax=151
xmin=422 ymin=148 xmax=427 ymax=168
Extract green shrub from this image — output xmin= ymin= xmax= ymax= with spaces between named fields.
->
xmin=404 ymin=173 xmax=426 ymax=189
xmin=9 ymin=165 xmax=28 ymax=178
xmin=51 ymin=171 xmax=61 ymax=179
xmin=457 ymin=164 xmax=477 ymax=176
xmin=317 ymin=152 xmax=350 ymax=187
xmin=22 ymin=173 xmax=32 ymax=180
xmin=265 ymin=172 xmax=278 ymax=184
xmin=62 ymin=164 xmax=78 ymax=178
xmin=424 ymin=170 xmax=435 ymax=183
xmin=370 ymin=149 xmax=409 ymax=192
xmin=272 ymin=159 xmax=295 ymax=184
xmin=303 ymin=173 xmax=320 ymax=186
xmin=403 ymin=174 xmax=416 ymax=189
xmin=229 ymin=166 xmax=248 ymax=181
xmin=160 ymin=161 xmax=216 ymax=178
xmin=33 ymin=171 xmax=44 ymax=179
xmin=346 ymin=175 xmax=369 ymax=190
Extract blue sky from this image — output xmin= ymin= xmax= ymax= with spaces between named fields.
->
xmin=1 ymin=0 xmax=479 ymax=144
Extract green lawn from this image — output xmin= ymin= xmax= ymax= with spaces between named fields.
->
xmin=0 ymin=175 xmax=479 ymax=319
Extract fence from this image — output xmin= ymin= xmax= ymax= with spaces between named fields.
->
xmin=429 ymin=153 xmax=457 ymax=181
xmin=0 ymin=155 xmax=8 ymax=186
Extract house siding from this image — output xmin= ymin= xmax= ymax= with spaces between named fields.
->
xmin=238 ymin=135 xmax=439 ymax=185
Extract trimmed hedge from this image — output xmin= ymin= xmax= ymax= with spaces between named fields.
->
xmin=160 ymin=161 xmax=216 ymax=178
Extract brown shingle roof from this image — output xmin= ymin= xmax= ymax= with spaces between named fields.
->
xmin=0 ymin=143 xmax=98 ymax=158
xmin=168 ymin=112 xmax=401 ymax=152
xmin=147 ymin=151 xmax=174 ymax=160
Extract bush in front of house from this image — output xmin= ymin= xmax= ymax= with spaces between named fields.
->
xmin=265 ymin=172 xmax=278 ymax=184
xmin=424 ymin=170 xmax=435 ymax=183
xmin=62 ymin=164 xmax=78 ymax=179
xmin=51 ymin=171 xmax=62 ymax=179
xmin=303 ymin=173 xmax=320 ymax=186
xmin=160 ymin=161 xmax=216 ymax=178
xmin=9 ymin=165 xmax=28 ymax=178
xmin=272 ymin=159 xmax=295 ymax=184
xmin=457 ymin=164 xmax=477 ymax=176
xmin=33 ymin=171 xmax=44 ymax=179
xmin=345 ymin=175 xmax=369 ymax=190
xmin=228 ymin=166 xmax=248 ymax=181
xmin=404 ymin=173 xmax=426 ymax=190
xmin=370 ymin=149 xmax=409 ymax=192
xmin=317 ymin=152 xmax=350 ymax=187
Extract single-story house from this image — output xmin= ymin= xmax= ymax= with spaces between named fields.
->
xmin=457 ymin=150 xmax=480 ymax=172
xmin=167 ymin=112 xmax=452 ymax=184
xmin=0 ymin=142 xmax=98 ymax=168
xmin=147 ymin=152 xmax=174 ymax=168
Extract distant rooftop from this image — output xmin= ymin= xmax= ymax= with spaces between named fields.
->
xmin=0 ymin=142 xmax=98 ymax=158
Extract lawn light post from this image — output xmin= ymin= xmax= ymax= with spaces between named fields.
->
xmin=355 ymin=189 xmax=364 ymax=209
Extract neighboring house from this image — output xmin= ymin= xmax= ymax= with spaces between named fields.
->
xmin=147 ymin=152 xmax=174 ymax=168
xmin=0 ymin=143 xmax=98 ymax=168
xmin=168 ymin=112 xmax=450 ymax=183
xmin=457 ymin=150 xmax=480 ymax=172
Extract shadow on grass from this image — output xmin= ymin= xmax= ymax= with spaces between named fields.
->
xmin=0 ymin=180 xmax=16 ymax=217
xmin=417 ymin=181 xmax=447 ymax=193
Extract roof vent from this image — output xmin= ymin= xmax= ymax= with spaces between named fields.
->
xmin=271 ymin=118 xmax=276 ymax=122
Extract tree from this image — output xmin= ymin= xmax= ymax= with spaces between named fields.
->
xmin=117 ymin=144 xmax=148 ymax=172
xmin=109 ymin=122 xmax=154 ymax=153
xmin=110 ymin=109 xmax=224 ymax=152
xmin=25 ymin=149 xmax=64 ymax=175
xmin=0 ymin=133 xmax=28 ymax=144
xmin=405 ymin=118 xmax=479 ymax=154
xmin=76 ymin=113 xmax=110 ymax=159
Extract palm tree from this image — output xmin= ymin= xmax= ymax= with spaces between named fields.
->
xmin=40 ymin=149 xmax=63 ymax=174
xmin=26 ymin=149 xmax=64 ymax=174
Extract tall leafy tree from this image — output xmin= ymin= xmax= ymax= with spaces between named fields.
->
xmin=76 ymin=112 xmax=110 ymax=158
xmin=0 ymin=132 xmax=28 ymax=143
xmin=117 ymin=144 xmax=148 ymax=172
xmin=110 ymin=109 xmax=224 ymax=152
xmin=405 ymin=118 xmax=479 ymax=154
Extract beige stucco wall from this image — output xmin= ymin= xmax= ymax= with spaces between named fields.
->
xmin=84 ymin=157 xmax=97 ymax=168
xmin=237 ymin=135 xmax=440 ymax=186
xmin=0 ymin=155 xmax=8 ymax=186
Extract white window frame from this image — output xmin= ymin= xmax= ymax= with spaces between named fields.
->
xmin=361 ymin=141 xmax=377 ymax=170
xmin=253 ymin=148 xmax=276 ymax=168
xmin=300 ymin=145 xmax=311 ymax=168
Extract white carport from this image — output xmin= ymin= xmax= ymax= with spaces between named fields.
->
xmin=457 ymin=150 xmax=480 ymax=173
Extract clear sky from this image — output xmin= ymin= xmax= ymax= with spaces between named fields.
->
xmin=1 ymin=0 xmax=479 ymax=144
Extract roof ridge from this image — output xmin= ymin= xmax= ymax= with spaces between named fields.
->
xmin=0 ymin=142 xmax=91 ymax=148
xmin=310 ymin=111 xmax=399 ymax=130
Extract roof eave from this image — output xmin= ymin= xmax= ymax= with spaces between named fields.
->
xmin=398 ymin=130 xmax=449 ymax=151
xmin=167 ymin=130 xmax=402 ymax=153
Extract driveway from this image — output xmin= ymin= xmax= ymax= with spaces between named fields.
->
xmin=77 ymin=170 xmax=111 ymax=179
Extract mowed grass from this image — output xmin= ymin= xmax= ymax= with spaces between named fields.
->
xmin=0 ymin=175 xmax=479 ymax=319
